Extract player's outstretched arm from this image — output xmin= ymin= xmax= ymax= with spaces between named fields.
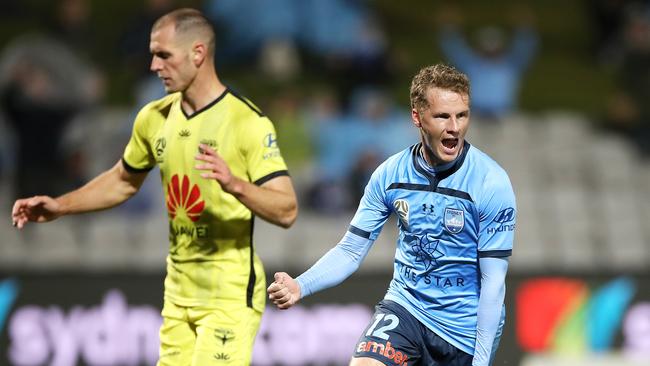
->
xmin=195 ymin=143 xmax=298 ymax=228
xmin=11 ymin=159 xmax=147 ymax=229
xmin=12 ymin=195 xmax=63 ymax=228
xmin=267 ymin=272 xmax=301 ymax=309
xmin=268 ymin=231 xmax=374 ymax=311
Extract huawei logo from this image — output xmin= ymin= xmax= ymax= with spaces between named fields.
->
xmin=166 ymin=174 xmax=205 ymax=222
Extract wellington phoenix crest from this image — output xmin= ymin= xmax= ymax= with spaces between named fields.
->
xmin=166 ymin=174 xmax=205 ymax=222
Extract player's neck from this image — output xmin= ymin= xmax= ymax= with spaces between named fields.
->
xmin=420 ymin=141 xmax=464 ymax=169
xmin=181 ymin=71 xmax=226 ymax=115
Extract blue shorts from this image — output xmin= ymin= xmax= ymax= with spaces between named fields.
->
xmin=353 ymin=300 xmax=473 ymax=366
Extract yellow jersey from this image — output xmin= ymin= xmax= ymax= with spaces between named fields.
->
xmin=122 ymin=89 xmax=288 ymax=312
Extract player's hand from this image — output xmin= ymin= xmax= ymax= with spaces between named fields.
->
xmin=195 ymin=143 xmax=240 ymax=194
xmin=11 ymin=195 xmax=62 ymax=229
xmin=267 ymin=272 xmax=301 ymax=310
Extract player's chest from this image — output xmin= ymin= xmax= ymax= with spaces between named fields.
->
xmin=388 ymin=189 xmax=476 ymax=237
xmin=152 ymin=115 xmax=237 ymax=167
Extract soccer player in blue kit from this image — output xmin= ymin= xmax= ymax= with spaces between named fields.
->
xmin=268 ymin=63 xmax=516 ymax=366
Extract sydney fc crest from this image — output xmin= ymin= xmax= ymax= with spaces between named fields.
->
xmin=444 ymin=208 xmax=464 ymax=234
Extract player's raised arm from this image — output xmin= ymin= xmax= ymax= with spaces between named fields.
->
xmin=11 ymin=159 xmax=148 ymax=229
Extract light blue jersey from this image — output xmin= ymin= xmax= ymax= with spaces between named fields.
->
xmin=348 ymin=142 xmax=516 ymax=354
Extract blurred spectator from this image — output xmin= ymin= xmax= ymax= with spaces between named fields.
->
xmin=258 ymin=37 xmax=302 ymax=82
xmin=204 ymin=0 xmax=393 ymax=100
xmin=0 ymin=0 xmax=104 ymax=200
xmin=112 ymin=0 xmax=178 ymax=221
xmin=306 ymin=87 xmax=414 ymax=212
xmin=587 ymin=0 xmax=636 ymax=66
xmin=203 ymin=0 xmax=300 ymax=67
xmin=119 ymin=0 xmax=175 ymax=85
xmin=299 ymin=0 xmax=394 ymax=106
xmin=266 ymin=89 xmax=313 ymax=170
xmin=603 ymin=2 xmax=650 ymax=157
xmin=345 ymin=87 xmax=415 ymax=203
xmin=48 ymin=0 xmax=97 ymax=60
xmin=304 ymin=88 xmax=351 ymax=213
xmin=437 ymin=4 xmax=539 ymax=122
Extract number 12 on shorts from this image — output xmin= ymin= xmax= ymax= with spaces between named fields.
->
xmin=365 ymin=313 xmax=399 ymax=340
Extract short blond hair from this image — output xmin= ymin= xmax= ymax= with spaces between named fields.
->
xmin=409 ymin=64 xmax=470 ymax=112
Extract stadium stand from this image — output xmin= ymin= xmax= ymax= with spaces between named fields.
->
xmin=0 ymin=110 xmax=648 ymax=273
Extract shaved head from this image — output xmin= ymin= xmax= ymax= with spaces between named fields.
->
xmin=153 ymin=8 xmax=216 ymax=56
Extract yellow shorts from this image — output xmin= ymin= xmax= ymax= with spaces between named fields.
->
xmin=157 ymin=301 xmax=262 ymax=366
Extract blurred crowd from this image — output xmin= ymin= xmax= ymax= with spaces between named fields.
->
xmin=593 ymin=0 xmax=650 ymax=158
xmin=0 ymin=0 xmax=648 ymax=221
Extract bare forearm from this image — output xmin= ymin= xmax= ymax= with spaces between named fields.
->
xmin=57 ymin=161 xmax=143 ymax=215
xmin=228 ymin=176 xmax=297 ymax=228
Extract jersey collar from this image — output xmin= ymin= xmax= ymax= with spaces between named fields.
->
xmin=411 ymin=141 xmax=471 ymax=188
xmin=180 ymin=87 xmax=230 ymax=119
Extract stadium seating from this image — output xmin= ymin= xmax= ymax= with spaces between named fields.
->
xmin=1 ymin=111 xmax=649 ymax=273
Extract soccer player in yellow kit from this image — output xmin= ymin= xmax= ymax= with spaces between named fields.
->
xmin=11 ymin=8 xmax=298 ymax=365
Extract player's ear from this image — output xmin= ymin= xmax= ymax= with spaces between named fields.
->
xmin=192 ymin=41 xmax=206 ymax=67
xmin=412 ymin=108 xmax=422 ymax=128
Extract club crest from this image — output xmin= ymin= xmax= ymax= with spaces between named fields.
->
xmin=444 ymin=208 xmax=464 ymax=234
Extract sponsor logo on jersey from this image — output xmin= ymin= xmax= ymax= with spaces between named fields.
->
xmin=214 ymin=352 xmax=230 ymax=361
xmin=214 ymin=328 xmax=235 ymax=345
xmin=166 ymin=174 xmax=205 ymax=222
xmin=263 ymin=133 xmax=278 ymax=148
xmin=262 ymin=150 xmax=281 ymax=160
xmin=356 ymin=340 xmax=409 ymax=365
xmin=444 ymin=207 xmax=464 ymax=233
xmin=169 ymin=223 xmax=209 ymax=239
xmin=394 ymin=199 xmax=409 ymax=230
xmin=399 ymin=263 xmax=467 ymax=287
xmin=487 ymin=207 xmax=516 ymax=234
xmin=262 ymin=133 xmax=281 ymax=159
xmin=179 ymin=129 xmax=191 ymax=138
xmin=408 ymin=233 xmax=444 ymax=272
xmin=494 ymin=207 xmax=515 ymax=223
xmin=154 ymin=137 xmax=166 ymax=158
xmin=198 ymin=139 xmax=218 ymax=155
xmin=200 ymin=139 xmax=218 ymax=149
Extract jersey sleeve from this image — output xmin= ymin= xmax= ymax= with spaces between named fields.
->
xmin=477 ymin=169 xmax=516 ymax=256
xmin=241 ymin=115 xmax=289 ymax=185
xmin=349 ymin=163 xmax=392 ymax=241
xmin=122 ymin=106 xmax=156 ymax=172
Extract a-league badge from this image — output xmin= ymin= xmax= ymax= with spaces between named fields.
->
xmin=394 ymin=199 xmax=409 ymax=230
xmin=444 ymin=208 xmax=464 ymax=234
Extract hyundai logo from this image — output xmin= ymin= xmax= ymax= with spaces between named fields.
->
xmin=264 ymin=133 xmax=277 ymax=148
xmin=493 ymin=207 xmax=515 ymax=223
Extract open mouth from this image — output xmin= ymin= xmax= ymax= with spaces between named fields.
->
xmin=442 ymin=138 xmax=459 ymax=150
